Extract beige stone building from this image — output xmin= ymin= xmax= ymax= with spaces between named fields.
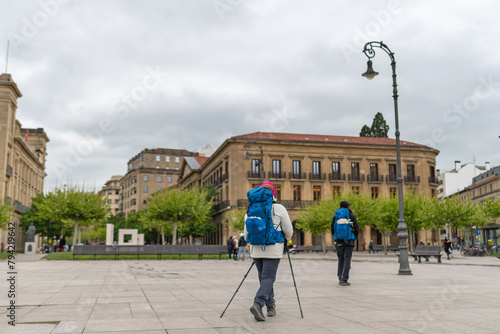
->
xmin=179 ymin=132 xmax=440 ymax=247
xmin=99 ymin=175 xmax=123 ymax=215
xmin=119 ymin=148 xmax=200 ymax=216
xmin=0 ymin=74 xmax=49 ymax=251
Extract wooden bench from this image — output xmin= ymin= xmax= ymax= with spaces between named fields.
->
xmin=373 ymin=245 xmax=400 ymax=253
xmin=294 ymin=245 xmax=336 ymax=253
xmin=73 ymin=245 xmax=227 ymax=260
xmin=399 ymin=245 xmax=442 ymax=263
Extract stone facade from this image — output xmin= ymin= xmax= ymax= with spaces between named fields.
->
xmin=179 ymin=132 xmax=440 ymax=247
xmin=0 ymin=74 xmax=49 ymax=251
xmin=99 ymin=175 xmax=123 ymax=215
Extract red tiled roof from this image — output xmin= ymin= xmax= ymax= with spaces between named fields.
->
xmin=194 ymin=156 xmax=209 ymax=166
xmin=232 ymin=132 xmax=431 ymax=148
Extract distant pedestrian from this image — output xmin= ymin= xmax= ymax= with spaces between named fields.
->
xmin=443 ymin=236 xmax=452 ymax=260
xmin=368 ymin=240 xmax=374 ymax=254
xmin=233 ymin=236 xmax=238 ymax=260
xmin=237 ymin=233 xmax=247 ymax=261
xmin=331 ymin=201 xmax=359 ymax=286
xmin=227 ymin=236 xmax=234 ymax=259
xmin=361 ymin=240 xmax=366 ymax=252
xmin=58 ymin=235 xmax=66 ymax=252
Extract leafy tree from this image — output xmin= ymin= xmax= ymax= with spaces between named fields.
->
xmin=297 ymin=199 xmax=336 ymax=253
xmin=481 ymin=199 xmax=500 ymax=223
xmin=360 ymin=112 xmax=389 ymax=138
xmin=225 ymin=207 xmax=247 ymax=232
xmin=178 ymin=188 xmax=215 ymax=242
xmin=0 ymin=198 xmax=14 ymax=228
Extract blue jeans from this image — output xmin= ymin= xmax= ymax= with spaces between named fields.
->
xmin=237 ymin=246 xmax=246 ymax=260
xmin=337 ymin=244 xmax=354 ymax=282
xmin=253 ymin=258 xmax=280 ymax=307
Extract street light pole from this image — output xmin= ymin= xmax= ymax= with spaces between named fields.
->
xmin=244 ymin=141 xmax=265 ymax=184
xmin=361 ymin=41 xmax=412 ymax=275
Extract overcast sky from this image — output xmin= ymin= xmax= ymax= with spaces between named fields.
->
xmin=1 ymin=0 xmax=499 ymax=190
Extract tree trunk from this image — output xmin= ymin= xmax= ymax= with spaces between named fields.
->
xmin=321 ymin=231 xmax=326 ymax=254
xmin=382 ymin=229 xmax=387 ymax=255
xmin=72 ymin=219 xmax=79 ymax=247
xmin=172 ymin=221 xmax=178 ymax=245
xmin=161 ymin=226 xmax=165 ymax=245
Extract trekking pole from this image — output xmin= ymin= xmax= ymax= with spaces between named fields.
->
xmin=220 ymin=261 xmax=255 ymax=318
xmin=285 ymin=241 xmax=304 ymax=318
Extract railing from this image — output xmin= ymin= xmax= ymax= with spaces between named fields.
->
xmin=348 ymin=174 xmax=365 ymax=182
xmin=6 ymin=165 xmax=13 ymax=177
xmin=367 ymin=174 xmax=383 ymax=182
xmin=222 ymin=173 xmax=228 ymax=182
xmin=268 ymin=171 xmax=286 ymax=179
xmin=288 ymin=172 xmax=307 ymax=180
xmin=237 ymin=199 xmax=249 ymax=208
xmin=213 ymin=178 xmax=222 ymax=187
xmin=4 ymin=197 xmax=11 ymax=204
xmin=429 ymin=176 xmax=439 ymax=184
xmin=404 ymin=175 xmax=420 ymax=183
xmin=328 ymin=173 xmax=346 ymax=181
xmin=212 ymin=200 xmax=230 ymax=212
xmin=13 ymin=200 xmax=29 ymax=213
xmin=386 ymin=174 xmax=398 ymax=183
xmin=247 ymin=171 xmax=261 ymax=179
xmin=309 ymin=173 xmax=326 ymax=181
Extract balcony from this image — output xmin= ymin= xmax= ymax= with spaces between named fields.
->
xmin=6 ymin=165 xmax=13 ymax=177
xmin=213 ymin=178 xmax=222 ymax=187
xmin=367 ymin=174 xmax=383 ymax=183
xmin=429 ymin=176 xmax=439 ymax=184
xmin=348 ymin=174 xmax=365 ymax=182
xmin=268 ymin=171 xmax=286 ymax=179
xmin=222 ymin=173 xmax=228 ymax=182
xmin=288 ymin=172 xmax=306 ymax=180
xmin=404 ymin=175 xmax=420 ymax=183
xmin=247 ymin=171 xmax=262 ymax=179
xmin=309 ymin=173 xmax=326 ymax=181
xmin=386 ymin=174 xmax=398 ymax=183
xmin=212 ymin=200 xmax=230 ymax=213
xmin=328 ymin=173 xmax=346 ymax=181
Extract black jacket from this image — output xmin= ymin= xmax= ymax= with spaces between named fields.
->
xmin=331 ymin=212 xmax=360 ymax=246
xmin=238 ymin=236 xmax=247 ymax=247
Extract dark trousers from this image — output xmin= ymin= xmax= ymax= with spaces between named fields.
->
xmin=337 ymin=244 xmax=354 ymax=282
xmin=253 ymin=258 xmax=280 ymax=307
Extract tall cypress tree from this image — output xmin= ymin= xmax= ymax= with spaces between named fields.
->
xmin=359 ymin=112 xmax=389 ymax=138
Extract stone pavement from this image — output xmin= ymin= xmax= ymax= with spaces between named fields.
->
xmin=0 ymin=252 xmax=499 ymax=334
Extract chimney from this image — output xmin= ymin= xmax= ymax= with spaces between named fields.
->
xmin=454 ymin=160 xmax=461 ymax=171
xmin=485 ymin=162 xmax=491 ymax=171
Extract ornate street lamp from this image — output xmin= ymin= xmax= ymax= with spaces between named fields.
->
xmin=361 ymin=41 xmax=412 ymax=275
xmin=244 ymin=141 xmax=264 ymax=184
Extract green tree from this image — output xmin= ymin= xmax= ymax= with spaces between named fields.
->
xmin=297 ymin=199 xmax=336 ymax=253
xmin=0 ymin=198 xmax=14 ymax=228
xmin=481 ymin=199 xmax=500 ymax=223
xmin=225 ymin=207 xmax=247 ymax=233
xmin=360 ymin=112 xmax=389 ymax=138
xmin=177 ymin=188 xmax=215 ymax=243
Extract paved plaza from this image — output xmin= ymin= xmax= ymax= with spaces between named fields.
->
xmin=0 ymin=252 xmax=499 ymax=334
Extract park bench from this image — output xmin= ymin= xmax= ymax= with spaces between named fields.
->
xmin=73 ymin=245 xmax=227 ymax=260
xmin=373 ymin=245 xmax=399 ymax=253
xmin=294 ymin=245 xmax=336 ymax=253
xmin=397 ymin=245 xmax=442 ymax=263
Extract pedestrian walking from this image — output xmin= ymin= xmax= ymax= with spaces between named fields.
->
xmin=368 ymin=240 xmax=375 ymax=254
xmin=227 ymin=236 xmax=234 ymax=259
xmin=245 ymin=182 xmax=293 ymax=321
xmin=443 ymin=236 xmax=452 ymax=260
xmin=237 ymin=233 xmax=247 ymax=261
xmin=331 ymin=201 xmax=359 ymax=286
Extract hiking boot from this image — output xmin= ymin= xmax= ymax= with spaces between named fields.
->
xmin=250 ymin=302 xmax=265 ymax=321
xmin=340 ymin=281 xmax=351 ymax=286
xmin=267 ymin=303 xmax=276 ymax=317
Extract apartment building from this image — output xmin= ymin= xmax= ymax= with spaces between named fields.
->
xmin=119 ymin=148 xmax=200 ymax=216
xmin=0 ymin=74 xmax=49 ymax=251
xmin=99 ymin=175 xmax=123 ymax=215
xmin=179 ymin=131 xmax=439 ymax=246
xmin=437 ymin=160 xmax=488 ymax=199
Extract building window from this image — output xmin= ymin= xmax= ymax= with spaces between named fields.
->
xmin=332 ymin=162 xmax=341 ymax=180
xmin=431 ymin=189 xmax=436 ymax=198
xmin=251 ymin=159 xmax=260 ymax=177
xmin=156 ymin=166 xmax=160 ymax=169
xmin=351 ymin=162 xmax=360 ymax=181
xmin=370 ymin=163 xmax=379 ymax=181
xmin=332 ymin=186 xmax=341 ymax=198
xmin=115 ymin=190 xmax=119 ymax=195
xmin=175 ymin=167 xmax=179 ymax=170
xmin=175 ymin=157 xmax=180 ymax=163
xmin=166 ymin=167 xmax=170 ymax=170
xmin=371 ymin=187 xmax=379 ymax=199
xmin=388 ymin=164 xmax=397 ymax=182
xmin=143 ymin=186 xmax=148 ymax=193
xmin=107 ymin=199 xmax=112 ymax=204
xmin=352 ymin=186 xmax=360 ymax=195
xmin=390 ymin=187 xmax=397 ymax=198
xmin=312 ymin=161 xmax=321 ymax=179
xmin=292 ymin=160 xmax=301 ymax=178
xmin=407 ymin=164 xmax=416 ymax=182
xmin=165 ymin=156 xmax=170 ymax=162
xmin=115 ymin=199 xmax=119 ymax=204
xmin=108 ymin=190 xmax=112 ymax=195
xmin=140 ymin=155 xmax=145 ymax=161
xmin=156 ymin=156 xmax=160 ymax=161
xmin=168 ymin=177 xmax=172 ymax=183
xmin=158 ymin=186 xmax=162 ymax=191
xmin=313 ymin=186 xmax=321 ymax=201
xmin=128 ymin=164 xmax=132 ymax=170
xmin=293 ymin=185 xmax=301 ymax=201
xmin=144 ymin=175 xmax=148 ymax=182
xmin=272 ymin=160 xmax=281 ymax=178
xmin=158 ymin=176 xmax=162 ymax=182
xmin=275 ymin=185 xmax=281 ymax=201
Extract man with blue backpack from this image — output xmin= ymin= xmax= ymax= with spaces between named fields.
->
xmin=244 ymin=182 xmax=293 ymax=321
xmin=331 ymin=201 xmax=359 ymax=286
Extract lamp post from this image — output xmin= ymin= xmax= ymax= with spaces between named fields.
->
xmin=244 ymin=141 xmax=264 ymax=184
xmin=361 ymin=41 xmax=412 ymax=275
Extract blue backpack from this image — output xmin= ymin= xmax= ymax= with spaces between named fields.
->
xmin=333 ymin=208 xmax=356 ymax=243
xmin=245 ymin=187 xmax=284 ymax=249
